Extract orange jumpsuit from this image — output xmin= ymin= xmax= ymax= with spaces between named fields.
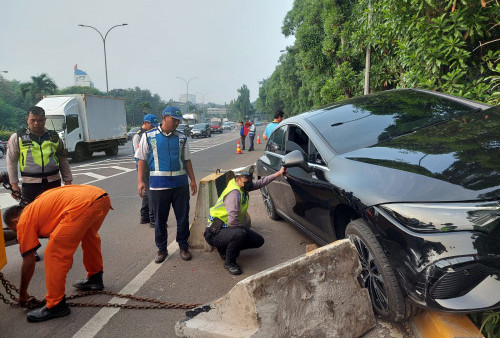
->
xmin=16 ymin=185 xmax=112 ymax=308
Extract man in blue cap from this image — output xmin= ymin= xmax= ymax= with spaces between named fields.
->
xmin=135 ymin=106 xmax=197 ymax=263
xmin=133 ymin=114 xmax=159 ymax=226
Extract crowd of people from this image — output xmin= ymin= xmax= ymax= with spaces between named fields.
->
xmin=2 ymin=105 xmax=286 ymax=322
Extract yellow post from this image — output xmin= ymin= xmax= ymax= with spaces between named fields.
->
xmin=0 ymin=211 xmax=7 ymax=270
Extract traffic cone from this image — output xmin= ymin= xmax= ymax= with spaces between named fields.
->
xmin=256 ymin=134 xmax=261 ymax=144
xmin=236 ymin=140 xmax=242 ymax=154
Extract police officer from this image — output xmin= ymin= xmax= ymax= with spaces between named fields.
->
xmin=135 ymin=106 xmax=197 ymax=263
xmin=6 ymin=106 xmax=73 ymax=261
xmin=204 ymin=165 xmax=285 ymax=275
xmin=132 ymin=114 xmax=159 ymax=227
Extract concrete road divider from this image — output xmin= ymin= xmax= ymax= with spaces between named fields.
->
xmin=188 ymin=171 xmax=234 ymax=251
xmin=175 ymin=239 xmax=376 ymax=337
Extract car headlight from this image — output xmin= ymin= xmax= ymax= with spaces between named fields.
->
xmin=379 ymin=201 xmax=500 ymax=233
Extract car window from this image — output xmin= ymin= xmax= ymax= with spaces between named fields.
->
xmin=286 ymin=125 xmax=325 ymax=165
xmin=267 ymin=125 xmax=286 ymax=154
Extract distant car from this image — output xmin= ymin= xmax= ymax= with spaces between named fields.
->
xmin=257 ymin=89 xmax=499 ymax=321
xmin=210 ymin=121 xmax=223 ymax=133
xmin=191 ymin=123 xmax=211 ymax=138
xmin=255 ymin=121 xmax=262 ymax=126
xmin=0 ymin=140 xmax=6 ymax=158
xmin=177 ymin=124 xmax=191 ymax=136
xmin=222 ymin=122 xmax=233 ymax=130
xmin=127 ymin=127 xmax=141 ymax=140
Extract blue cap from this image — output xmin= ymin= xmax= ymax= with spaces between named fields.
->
xmin=143 ymin=114 xmax=158 ymax=127
xmin=162 ymin=106 xmax=183 ymax=120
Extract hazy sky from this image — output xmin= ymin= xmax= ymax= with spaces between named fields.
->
xmin=0 ymin=0 xmax=294 ymax=105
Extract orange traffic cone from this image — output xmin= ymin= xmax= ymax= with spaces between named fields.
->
xmin=236 ymin=140 xmax=242 ymax=154
xmin=256 ymin=134 xmax=261 ymax=144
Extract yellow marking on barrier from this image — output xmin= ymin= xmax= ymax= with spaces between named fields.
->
xmin=0 ymin=211 xmax=7 ymax=270
xmin=413 ymin=310 xmax=483 ymax=338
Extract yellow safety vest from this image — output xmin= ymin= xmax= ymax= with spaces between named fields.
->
xmin=209 ymin=178 xmax=249 ymax=226
xmin=17 ymin=129 xmax=61 ymax=178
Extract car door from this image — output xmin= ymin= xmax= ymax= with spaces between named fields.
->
xmin=281 ymin=125 xmax=337 ymax=243
xmin=258 ymin=125 xmax=289 ymax=215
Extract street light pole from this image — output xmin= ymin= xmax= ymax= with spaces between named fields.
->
xmin=176 ymin=77 xmax=198 ymax=113
xmin=78 ymin=23 xmax=128 ymax=95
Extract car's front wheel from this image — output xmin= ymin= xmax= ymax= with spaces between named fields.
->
xmin=260 ymin=186 xmax=280 ymax=220
xmin=346 ymin=219 xmax=410 ymax=322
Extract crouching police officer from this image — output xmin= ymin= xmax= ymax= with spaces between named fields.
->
xmin=204 ymin=165 xmax=285 ymax=275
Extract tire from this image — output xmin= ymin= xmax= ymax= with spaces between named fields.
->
xmin=260 ymin=185 xmax=281 ymax=220
xmin=0 ymin=148 xmax=4 ymax=159
xmin=105 ymin=143 xmax=118 ymax=156
xmin=191 ymin=135 xmax=195 ymax=139
xmin=73 ymin=144 xmax=87 ymax=162
xmin=345 ymin=219 xmax=411 ymax=322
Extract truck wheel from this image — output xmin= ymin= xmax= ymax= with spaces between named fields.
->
xmin=105 ymin=143 xmax=119 ymax=156
xmin=73 ymin=144 xmax=87 ymax=162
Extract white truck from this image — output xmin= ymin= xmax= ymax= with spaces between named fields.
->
xmin=36 ymin=94 xmax=127 ymax=161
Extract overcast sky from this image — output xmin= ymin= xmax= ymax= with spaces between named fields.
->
xmin=0 ymin=0 xmax=294 ymax=105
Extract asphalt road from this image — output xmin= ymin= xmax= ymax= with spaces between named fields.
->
xmin=0 ymin=129 xmax=316 ymax=337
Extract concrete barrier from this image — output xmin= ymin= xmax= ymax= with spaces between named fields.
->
xmin=175 ymin=239 xmax=376 ymax=337
xmin=188 ymin=171 xmax=234 ymax=251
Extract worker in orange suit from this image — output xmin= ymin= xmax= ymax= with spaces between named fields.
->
xmin=3 ymin=185 xmax=112 ymax=322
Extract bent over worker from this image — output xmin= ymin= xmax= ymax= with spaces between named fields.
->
xmin=3 ymin=185 xmax=112 ymax=322
xmin=204 ymin=165 xmax=285 ymax=275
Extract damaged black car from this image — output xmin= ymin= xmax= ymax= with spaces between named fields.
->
xmin=256 ymin=89 xmax=500 ymax=322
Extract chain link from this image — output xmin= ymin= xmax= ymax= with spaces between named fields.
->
xmin=1 ymin=273 xmax=202 ymax=310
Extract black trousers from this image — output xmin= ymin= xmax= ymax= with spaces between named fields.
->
xmin=204 ymin=226 xmax=264 ymax=264
xmin=22 ymin=179 xmax=61 ymax=203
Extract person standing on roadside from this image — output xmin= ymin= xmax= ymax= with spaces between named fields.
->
xmin=239 ymin=121 xmax=248 ymax=150
xmin=6 ymin=106 xmax=73 ymax=261
xmin=263 ymin=110 xmax=284 ymax=140
xmin=248 ymin=121 xmax=256 ymax=151
xmin=133 ymin=114 xmax=158 ymax=227
xmin=135 ymin=106 xmax=197 ymax=264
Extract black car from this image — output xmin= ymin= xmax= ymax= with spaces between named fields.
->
xmin=190 ymin=123 xmax=211 ymax=138
xmin=177 ymin=123 xmax=192 ymax=136
xmin=0 ymin=140 xmax=5 ymax=158
xmin=257 ymin=89 xmax=500 ymax=321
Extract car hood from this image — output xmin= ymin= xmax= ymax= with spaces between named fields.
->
xmin=332 ymin=108 xmax=499 ymax=204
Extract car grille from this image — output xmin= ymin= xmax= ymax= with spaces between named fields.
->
xmin=429 ymin=263 xmax=491 ymax=299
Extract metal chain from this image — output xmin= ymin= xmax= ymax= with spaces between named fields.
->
xmin=2 ymin=180 xmax=30 ymax=207
xmin=0 ymin=273 xmax=201 ymax=310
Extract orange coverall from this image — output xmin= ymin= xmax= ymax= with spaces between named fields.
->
xmin=16 ymin=185 xmax=112 ymax=308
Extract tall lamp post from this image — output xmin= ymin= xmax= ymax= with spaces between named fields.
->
xmin=78 ymin=23 xmax=128 ymax=95
xmin=176 ymin=77 xmax=198 ymax=113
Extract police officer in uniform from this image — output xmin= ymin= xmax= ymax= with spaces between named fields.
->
xmin=135 ymin=106 xmax=197 ymax=263
xmin=204 ymin=165 xmax=285 ymax=275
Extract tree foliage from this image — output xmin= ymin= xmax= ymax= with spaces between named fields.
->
xmin=20 ymin=73 xmax=58 ymax=105
xmin=257 ymin=0 xmax=499 ymax=119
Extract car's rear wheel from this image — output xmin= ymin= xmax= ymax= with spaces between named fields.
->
xmin=260 ymin=186 xmax=280 ymax=220
xmin=346 ymin=219 xmax=409 ymax=322
xmin=0 ymin=148 xmax=4 ymax=158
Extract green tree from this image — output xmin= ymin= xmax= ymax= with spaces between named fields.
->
xmin=234 ymin=85 xmax=254 ymax=121
xmin=20 ymin=73 xmax=58 ymax=105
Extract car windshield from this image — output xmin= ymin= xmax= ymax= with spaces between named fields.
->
xmin=193 ymin=123 xmax=206 ymax=129
xmin=307 ymin=90 xmax=479 ymax=154
xmin=178 ymin=124 xmax=187 ymax=129
xmin=45 ymin=116 xmax=65 ymax=132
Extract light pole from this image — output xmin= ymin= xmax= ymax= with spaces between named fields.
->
xmin=78 ymin=23 xmax=128 ymax=95
xmin=176 ymin=77 xmax=198 ymax=113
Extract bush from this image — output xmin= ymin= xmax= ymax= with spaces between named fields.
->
xmin=0 ymin=129 xmax=14 ymax=142
xmin=470 ymin=311 xmax=500 ymax=338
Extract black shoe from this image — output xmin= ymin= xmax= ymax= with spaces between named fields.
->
xmin=149 ymin=221 xmax=155 ymax=228
xmin=140 ymin=217 xmax=150 ymax=224
xmin=224 ymin=262 xmax=242 ymax=275
xmin=27 ymin=298 xmax=70 ymax=322
xmin=155 ymin=250 xmax=168 ymax=264
xmin=72 ymin=271 xmax=104 ymax=291
xmin=180 ymin=249 xmax=192 ymax=261
xmin=34 ymin=252 xmax=41 ymax=262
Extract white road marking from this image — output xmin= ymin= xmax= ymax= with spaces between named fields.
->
xmin=73 ymin=173 xmax=107 ymax=180
xmin=72 ymin=241 xmax=179 ymax=338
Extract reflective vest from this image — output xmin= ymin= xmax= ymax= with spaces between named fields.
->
xmin=17 ymin=128 xmax=62 ymax=178
xmin=209 ymin=178 xmax=249 ymax=227
xmin=145 ymin=128 xmax=188 ymax=189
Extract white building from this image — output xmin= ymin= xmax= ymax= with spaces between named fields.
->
xmin=74 ymin=64 xmax=94 ymax=88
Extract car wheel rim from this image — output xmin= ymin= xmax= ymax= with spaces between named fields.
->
xmin=261 ymin=186 xmax=274 ymax=217
xmin=349 ymin=234 xmax=389 ymax=313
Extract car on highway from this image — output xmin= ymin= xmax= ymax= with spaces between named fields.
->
xmin=176 ymin=123 xmax=191 ymax=136
xmin=191 ymin=123 xmax=211 ymax=138
xmin=127 ymin=127 xmax=141 ymax=140
xmin=210 ymin=120 xmax=223 ymax=134
xmin=223 ymin=121 xmax=235 ymax=130
xmin=256 ymin=89 xmax=499 ymax=322
xmin=0 ymin=140 xmax=6 ymax=158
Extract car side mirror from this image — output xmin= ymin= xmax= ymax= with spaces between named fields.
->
xmin=281 ymin=150 xmax=312 ymax=172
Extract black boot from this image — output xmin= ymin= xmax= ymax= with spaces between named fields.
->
xmin=72 ymin=271 xmax=104 ymax=291
xmin=27 ymin=297 xmax=70 ymax=322
xmin=224 ymin=262 xmax=242 ymax=275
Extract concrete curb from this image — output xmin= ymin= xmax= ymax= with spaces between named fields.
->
xmin=175 ymin=239 xmax=376 ymax=337
xmin=412 ymin=310 xmax=483 ymax=338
